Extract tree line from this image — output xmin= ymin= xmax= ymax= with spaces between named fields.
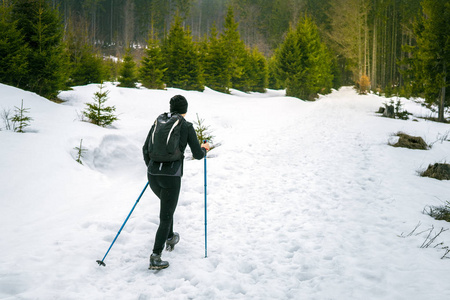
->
xmin=0 ymin=0 xmax=448 ymax=121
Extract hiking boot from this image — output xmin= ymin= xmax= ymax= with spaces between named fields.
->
xmin=165 ymin=232 xmax=180 ymax=252
xmin=149 ymin=253 xmax=169 ymax=270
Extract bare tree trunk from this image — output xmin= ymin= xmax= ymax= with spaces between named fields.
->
xmin=124 ymin=0 xmax=135 ymax=46
xmin=439 ymin=63 xmax=446 ymax=122
xmin=364 ymin=8 xmax=368 ymax=76
xmin=110 ymin=0 xmax=113 ymax=45
xmin=372 ymin=18 xmax=377 ymax=89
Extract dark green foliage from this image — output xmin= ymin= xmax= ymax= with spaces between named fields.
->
xmin=275 ymin=15 xmax=333 ymax=100
xmin=70 ymin=45 xmax=107 ymax=86
xmin=83 ymin=83 xmax=118 ymax=127
xmin=104 ymin=57 xmax=120 ymax=82
xmin=221 ymin=6 xmax=248 ymax=92
xmin=163 ymin=14 xmax=204 ymax=91
xmin=246 ymin=48 xmax=268 ymax=93
xmin=407 ymin=0 xmax=450 ymax=122
xmin=66 ymin=15 xmax=107 ymax=86
xmin=118 ymin=48 xmax=138 ymax=88
xmin=74 ymin=139 xmax=88 ymax=165
xmin=140 ymin=32 xmax=166 ymax=90
xmin=11 ymin=0 xmax=69 ymax=100
xmin=267 ymin=56 xmax=284 ymax=90
xmin=202 ymin=24 xmax=231 ymax=93
xmin=0 ymin=2 xmax=29 ymax=88
xmin=11 ymin=100 xmax=33 ymax=133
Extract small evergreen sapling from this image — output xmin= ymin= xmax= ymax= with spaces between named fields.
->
xmin=83 ymin=83 xmax=118 ymax=127
xmin=194 ymin=113 xmax=214 ymax=145
xmin=12 ymin=100 xmax=33 ymax=132
xmin=74 ymin=139 xmax=88 ymax=164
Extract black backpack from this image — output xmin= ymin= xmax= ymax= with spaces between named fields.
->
xmin=148 ymin=112 xmax=185 ymax=162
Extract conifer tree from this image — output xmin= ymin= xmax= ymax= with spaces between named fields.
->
xmin=69 ymin=44 xmax=107 ymax=86
xmin=12 ymin=100 xmax=33 ymax=133
xmin=11 ymin=0 xmax=69 ymax=100
xmin=74 ymin=139 xmax=88 ymax=165
xmin=118 ymin=47 xmax=138 ymax=88
xmin=83 ymin=83 xmax=118 ymax=127
xmin=140 ymin=30 xmax=166 ymax=89
xmin=0 ymin=2 xmax=29 ymax=88
xmin=221 ymin=6 xmax=248 ymax=92
xmin=275 ymin=15 xmax=333 ymax=100
xmin=246 ymin=48 xmax=268 ymax=93
xmin=409 ymin=0 xmax=449 ymax=122
xmin=163 ymin=14 xmax=204 ymax=91
xmin=202 ymin=24 xmax=231 ymax=93
xmin=267 ymin=56 xmax=284 ymax=90
xmin=66 ymin=16 xmax=107 ymax=86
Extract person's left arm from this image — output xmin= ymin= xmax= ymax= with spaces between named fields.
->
xmin=187 ymin=123 xmax=209 ymax=160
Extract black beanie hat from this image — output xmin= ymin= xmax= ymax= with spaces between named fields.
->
xmin=170 ymin=95 xmax=188 ymax=114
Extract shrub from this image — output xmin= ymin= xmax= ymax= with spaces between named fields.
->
xmin=424 ymin=201 xmax=450 ymax=222
xmin=421 ymin=163 xmax=450 ymax=180
xmin=390 ymin=132 xmax=428 ymax=150
xmin=380 ymin=99 xmax=410 ymax=120
xmin=358 ymin=75 xmax=370 ymax=94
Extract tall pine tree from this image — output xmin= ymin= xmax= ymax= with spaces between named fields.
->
xmin=202 ymin=24 xmax=231 ymax=93
xmin=0 ymin=2 xmax=29 ymax=88
xmin=221 ymin=6 xmax=248 ymax=92
xmin=12 ymin=0 xmax=68 ymax=100
xmin=140 ymin=30 xmax=166 ymax=90
xmin=411 ymin=0 xmax=449 ymax=122
xmin=275 ymin=15 xmax=333 ymax=100
xmin=163 ymin=14 xmax=204 ymax=91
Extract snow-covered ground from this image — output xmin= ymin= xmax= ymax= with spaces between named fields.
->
xmin=1 ymin=82 xmax=450 ymax=299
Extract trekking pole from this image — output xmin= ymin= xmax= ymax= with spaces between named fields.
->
xmin=96 ymin=182 xmax=149 ymax=267
xmin=204 ymin=141 xmax=208 ymax=258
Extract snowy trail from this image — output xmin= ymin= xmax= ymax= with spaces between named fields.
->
xmin=1 ymin=85 xmax=450 ymax=299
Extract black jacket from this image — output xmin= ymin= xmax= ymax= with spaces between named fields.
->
xmin=143 ymin=116 xmax=206 ymax=176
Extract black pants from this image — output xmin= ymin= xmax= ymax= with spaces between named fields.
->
xmin=148 ymin=173 xmax=181 ymax=255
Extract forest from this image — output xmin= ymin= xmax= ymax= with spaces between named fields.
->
xmin=0 ymin=0 xmax=449 ymax=121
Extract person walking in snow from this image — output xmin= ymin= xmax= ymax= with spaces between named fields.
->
xmin=142 ymin=95 xmax=210 ymax=270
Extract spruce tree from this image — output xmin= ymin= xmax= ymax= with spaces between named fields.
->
xmin=410 ymin=0 xmax=449 ymax=122
xmin=118 ymin=47 xmax=138 ymax=88
xmin=11 ymin=0 xmax=68 ymax=100
xmin=66 ymin=17 xmax=107 ymax=86
xmin=202 ymin=24 xmax=231 ymax=93
xmin=83 ymin=83 xmax=118 ymax=127
xmin=275 ymin=15 xmax=333 ymax=100
xmin=267 ymin=56 xmax=284 ymax=90
xmin=163 ymin=14 xmax=204 ymax=91
xmin=246 ymin=48 xmax=268 ymax=93
xmin=0 ymin=2 xmax=29 ymax=88
xmin=12 ymin=100 xmax=33 ymax=133
xmin=70 ymin=44 xmax=107 ymax=86
xmin=221 ymin=6 xmax=248 ymax=92
xmin=140 ymin=31 xmax=166 ymax=89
